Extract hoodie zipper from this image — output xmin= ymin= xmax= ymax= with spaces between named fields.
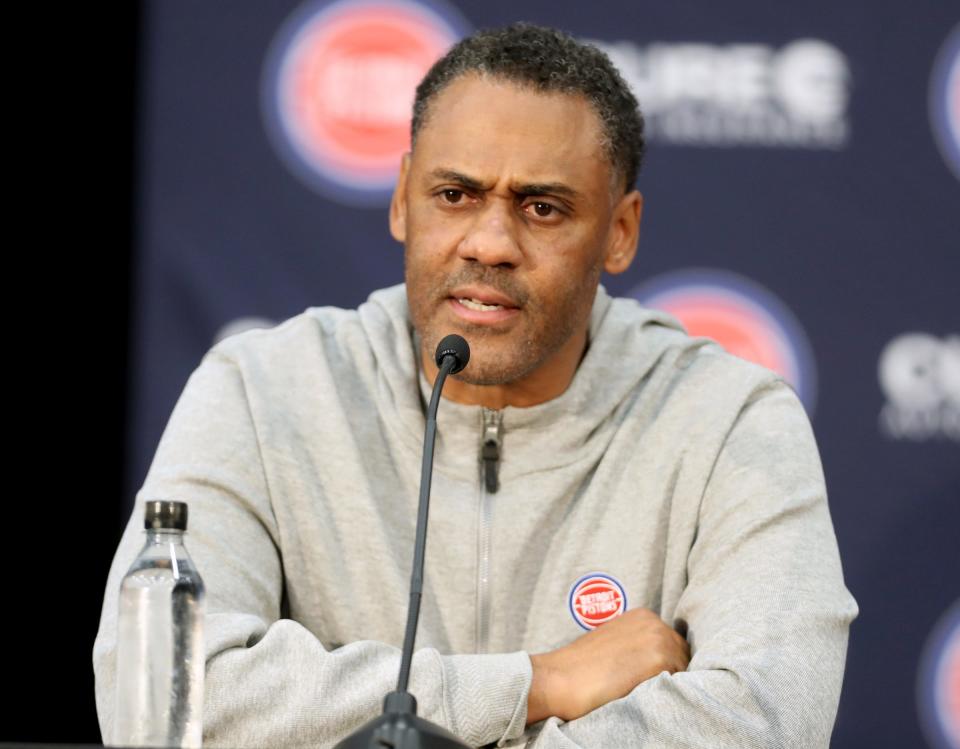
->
xmin=476 ymin=408 xmax=502 ymax=653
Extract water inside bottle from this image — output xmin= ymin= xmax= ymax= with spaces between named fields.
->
xmin=114 ymin=558 xmax=204 ymax=748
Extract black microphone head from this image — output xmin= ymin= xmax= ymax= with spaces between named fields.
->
xmin=434 ymin=334 xmax=470 ymax=374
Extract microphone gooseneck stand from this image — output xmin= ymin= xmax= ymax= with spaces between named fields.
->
xmin=335 ymin=334 xmax=471 ymax=749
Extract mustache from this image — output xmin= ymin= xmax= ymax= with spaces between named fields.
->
xmin=438 ymin=266 xmax=530 ymax=307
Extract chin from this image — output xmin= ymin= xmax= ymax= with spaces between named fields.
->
xmin=452 ymin=368 xmax=515 ymax=387
xmin=452 ymin=339 xmax=541 ymax=387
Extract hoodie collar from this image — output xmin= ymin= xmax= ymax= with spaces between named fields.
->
xmin=360 ymin=283 xmax=683 ymax=479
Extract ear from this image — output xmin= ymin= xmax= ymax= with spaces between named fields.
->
xmin=603 ymin=190 xmax=643 ymax=275
xmin=389 ymin=153 xmax=412 ymax=243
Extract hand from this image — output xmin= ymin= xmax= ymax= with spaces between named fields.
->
xmin=526 ymin=608 xmax=690 ymax=725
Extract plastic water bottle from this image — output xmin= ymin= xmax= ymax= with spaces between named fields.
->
xmin=113 ymin=500 xmax=206 ymax=747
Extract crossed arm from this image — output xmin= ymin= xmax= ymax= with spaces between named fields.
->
xmin=94 ymin=349 xmax=857 ymax=748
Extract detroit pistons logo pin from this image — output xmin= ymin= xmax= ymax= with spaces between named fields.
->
xmin=568 ymin=573 xmax=627 ymax=630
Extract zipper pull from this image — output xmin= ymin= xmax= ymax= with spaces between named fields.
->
xmin=481 ymin=409 xmax=502 ymax=494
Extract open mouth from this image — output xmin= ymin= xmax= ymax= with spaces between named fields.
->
xmin=457 ymin=297 xmax=508 ymax=312
xmin=446 ymin=288 xmax=521 ymax=325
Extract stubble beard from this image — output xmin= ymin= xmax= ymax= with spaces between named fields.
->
xmin=405 ymin=258 xmax=603 ymax=387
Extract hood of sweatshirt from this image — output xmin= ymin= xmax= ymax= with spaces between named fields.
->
xmin=357 ymin=283 xmax=689 ymax=482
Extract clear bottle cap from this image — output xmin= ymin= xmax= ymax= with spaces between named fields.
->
xmin=144 ymin=500 xmax=188 ymax=531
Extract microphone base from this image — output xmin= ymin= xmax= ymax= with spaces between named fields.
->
xmin=334 ymin=691 xmax=470 ymax=749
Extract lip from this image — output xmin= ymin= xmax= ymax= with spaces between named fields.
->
xmin=448 ymin=285 xmax=520 ymax=308
xmin=447 ymin=297 xmax=521 ymax=326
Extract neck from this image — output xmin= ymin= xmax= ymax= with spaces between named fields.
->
xmin=420 ymin=328 xmax=588 ymax=409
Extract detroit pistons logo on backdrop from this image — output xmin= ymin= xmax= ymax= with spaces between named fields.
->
xmin=930 ymin=23 xmax=960 ymax=181
xmin=568 ymin=573 xmax=627 ymax=630
xmin=262 ymin=0 xmax=468 ymax=204
xmin=918 ymin=601 xmax=960 ymax=749
xmin=630 ymin=268 xmax=818 ymax=414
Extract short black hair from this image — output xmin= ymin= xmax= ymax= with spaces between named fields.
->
xmin=411 ymin=23 xmax=645 ymax=193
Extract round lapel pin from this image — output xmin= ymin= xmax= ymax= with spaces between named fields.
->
xmin=568 ymin=572 xmax=627 ymax=630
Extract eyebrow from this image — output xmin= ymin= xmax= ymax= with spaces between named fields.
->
xmin=429 ymin=168 xmax=581 ymax=200
xmin=431 ymin=169 xmax=488 ymax=192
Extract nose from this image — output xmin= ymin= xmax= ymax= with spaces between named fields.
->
xmin=456 ymin=200 xmax=523 ymax=268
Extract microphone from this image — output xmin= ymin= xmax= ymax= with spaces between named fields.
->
xmin=335 ymin=335 xmax=471 ymax=749
xmin=434 ymin=333 xmax=470 ymax=374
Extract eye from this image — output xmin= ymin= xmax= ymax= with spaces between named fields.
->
xmin=441 ymin=189 xmax=465 ymax=204
xmin=522 ymin=199 xmax=565 ymax=222
xmin=531 ymin=202 xmax=554 ymax=217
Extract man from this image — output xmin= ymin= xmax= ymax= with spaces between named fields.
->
xmin=95 ymin=23 xmax=858 ymax=748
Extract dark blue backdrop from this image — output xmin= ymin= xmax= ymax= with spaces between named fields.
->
xmin=127 ymin=1 xmax=960 ymax=746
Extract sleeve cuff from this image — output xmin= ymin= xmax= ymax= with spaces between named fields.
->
xmin=438 ymin=650 xmax=532 ymax=747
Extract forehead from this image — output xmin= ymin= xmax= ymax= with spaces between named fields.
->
xmin=412 ymin=74 xmax=613 ymax=190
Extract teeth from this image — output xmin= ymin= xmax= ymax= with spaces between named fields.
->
xmin=459 ymin=298 xmax=504 ymax=312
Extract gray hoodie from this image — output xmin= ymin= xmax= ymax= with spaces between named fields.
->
xmin=94 ymin=284 xmax=858 ymax=748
